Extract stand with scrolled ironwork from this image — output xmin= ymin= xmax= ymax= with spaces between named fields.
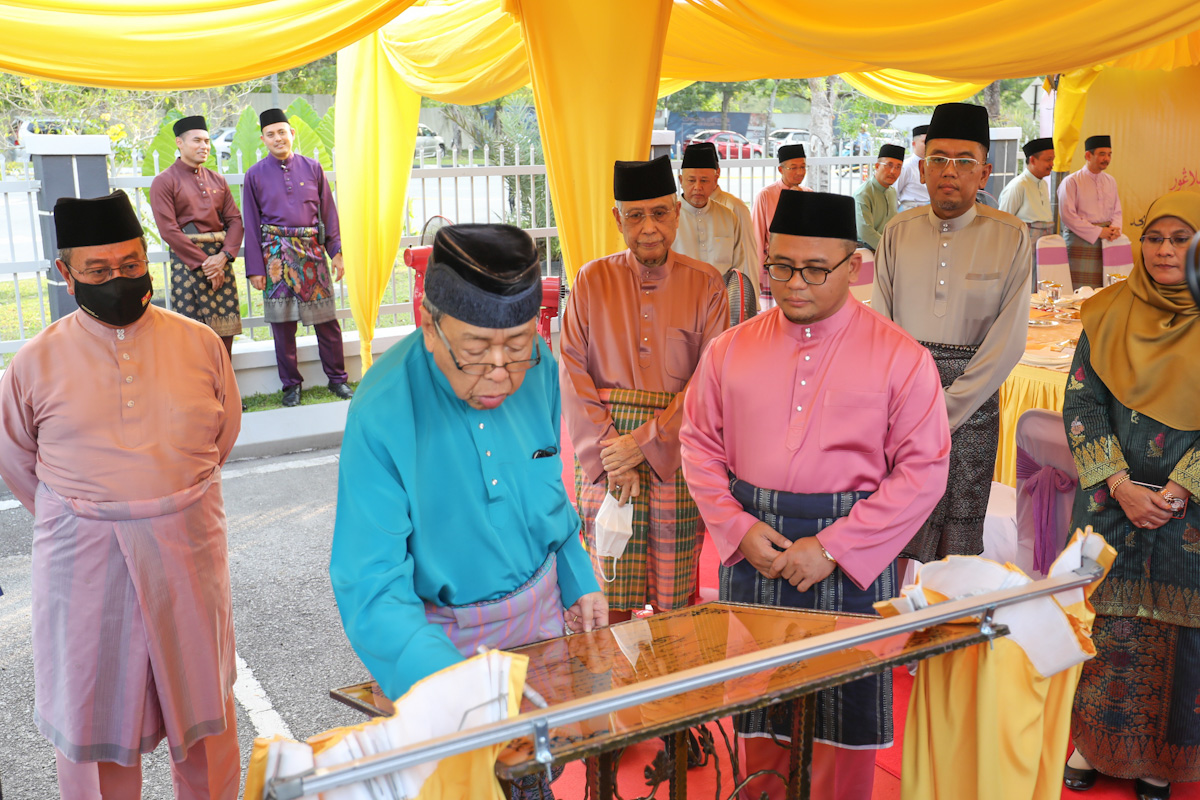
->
xmin=267 ymin=562 xmax=1100 ymax=800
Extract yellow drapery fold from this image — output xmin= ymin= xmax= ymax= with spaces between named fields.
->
xmin=336 ymin=31 xmax=421 ymax=370
xmin=0 ymin=0 xmax=415 ymax=88
xmin=507 ymin=0 xmax=674 ymax=276
xmin=840 ymin=70 xmax=987 ymax=106
xmin=1053 ymin=29 xmax=1200 ymax=172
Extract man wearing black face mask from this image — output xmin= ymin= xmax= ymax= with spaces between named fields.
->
xmin=0 ymin=190 xmax=243 ymax=799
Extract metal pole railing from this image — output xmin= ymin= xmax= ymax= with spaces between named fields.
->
xmin=265 ymin=559 xmax=1104 ymax=799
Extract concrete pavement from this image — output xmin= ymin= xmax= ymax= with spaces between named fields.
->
xmin=0 ymin=448 xmax=370 ymax=799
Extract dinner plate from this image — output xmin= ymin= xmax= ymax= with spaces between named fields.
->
xmin=1021 ymin=348 xmax=1074 ymax=367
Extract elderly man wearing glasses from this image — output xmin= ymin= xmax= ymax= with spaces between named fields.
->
xmin=0 ymin=190 xmax=242 ymax=799
xmin=331 ymin=222 xmax=604 ymax=696
xmin=681 ymin=189 xmax=950 ymax=800
xmin=873 ymin=101 xmax=1031 ymax=565
xmin=560 ymin=155 xmax=728 ymax=625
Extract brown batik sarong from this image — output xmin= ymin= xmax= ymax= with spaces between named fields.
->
xmin=1065 ymin=228 xmax=1105 ymax=289
xmin=902 ymin=341 xmax=998 ymax=562
xmin=168 ymin=231 xmax=243 ymax=337
xmin=724 ymin=268 xmax=759 ymax=326
xmin=574 ymin=388 xmax=702 ymax=611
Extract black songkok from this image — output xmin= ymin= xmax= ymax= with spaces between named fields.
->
xmin=777 ymin=144 xmax=806 ymax=163
xmin=259 ymin=108 xmax=289 ymax=130
xmin=912 ymin=124 xmax=930 ymax=137
xmin=1023 ymin=137 xmax=1054 ymax=158
xmin=424 ymin=224 xmax=542 ymax=329
xmin=926 ymin=102 xmax=990 ymax=151
xmin=613 ymin=155 xmax=677 ymax=202
xmin=878 ymin=144 xmax=905 ymax=161
xmin=54 ymin=191 xmax=144 ymax=249
xmin=1085 ymin=135 xmax=1112 ymax=151
xmin=173 ymin=115 xmax=207 ymax=138
xmin=769 ymin=190 xmax=857 ymax=243
xmin=681 ymin=142 xmax=720 ymax=170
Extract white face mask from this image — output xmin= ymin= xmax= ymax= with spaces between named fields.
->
xmin=594 ymin=491 xmax=634 ymax=582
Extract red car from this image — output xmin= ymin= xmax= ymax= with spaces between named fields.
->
xmin=683 ymin=130 xmax=763 ymax=159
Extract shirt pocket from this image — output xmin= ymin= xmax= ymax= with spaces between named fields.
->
xmin=170 ymin=399 xmax=221 ymax=454
xmin=819 ymin=390 xmax=887 ymax=454
xmin=665 ymin=328 xmax=704 ymax=381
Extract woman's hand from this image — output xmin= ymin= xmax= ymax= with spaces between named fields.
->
xmin=1114 ymin=481 xmax=1174 ymax=529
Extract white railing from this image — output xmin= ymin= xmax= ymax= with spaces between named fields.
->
xmin=0 ymin=147 xmax=879 ymax=360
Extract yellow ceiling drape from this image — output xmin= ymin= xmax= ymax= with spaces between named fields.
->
xmin=1053 ymin=29 xmax=1200 ymax=171
xmin=335 ymin=31 xmax=421 ymax=371
xmin=507 ymin=0 xmax=673 ymax=273
xmin=841 ymin=70 xmax=987 ymax=106
xmin=0 ymin=0 xmax=415 ymax=88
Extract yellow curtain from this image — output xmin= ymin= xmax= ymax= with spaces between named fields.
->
xmin=506 ymin=0 xmax=674 ymax=276
xmin=0 ymin=0 xmax=414 ymax=88
xmin=841 ymin=69 xmax=987 ymax=106
xmin=336 ymin=31 xmax=421 ymax=370
xmin=665 ymin=0 xmax=1200 ymax=82
xmin=1053 ymin=30 xmax=1200 ymax=172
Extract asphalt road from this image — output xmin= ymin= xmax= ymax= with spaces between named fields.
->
xmin=0 ymin=448 xmax=372 ymax=799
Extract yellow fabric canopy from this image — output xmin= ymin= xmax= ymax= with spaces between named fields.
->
xmin=0 ymin=0 xmax=415 ymax=88
xmin=7 ymin=0 xmax=1200 ymax=368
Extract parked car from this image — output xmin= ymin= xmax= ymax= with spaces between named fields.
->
xmin=683 ymin=130 xmax=763 ymax=159
xmin=415 ymin=123 xmax=445 ymax=161
xmin=8 ymin=118 xmax=74 ymax=161
xmin=210 ymin=127 xmax=236 ymax=161
xmin=767 ymin=128 xmax=811 ymax=157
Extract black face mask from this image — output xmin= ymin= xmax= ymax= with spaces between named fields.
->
xmin=73 ymin=273 xmax=154 ymax=327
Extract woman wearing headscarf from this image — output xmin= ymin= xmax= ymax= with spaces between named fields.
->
xmin=1061 ymin=191 xmax=1200 ymax=800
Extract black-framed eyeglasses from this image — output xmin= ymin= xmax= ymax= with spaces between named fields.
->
xmin=764 ymin=250 xmax=854 ymax=286
xmin=68 ymin=260 xmax=149 ymax=284
xmin=1140 ymin=234 xmax=1193 ymax=249
xmin=432 ymin=317 xmax=542 ymax=376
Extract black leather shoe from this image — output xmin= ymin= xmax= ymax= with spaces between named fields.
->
xmin=1134 ymin=779 xmax=1171 ymax=800
xmin=282 ymin=385 xmax=301 ymax=407
xmin=1063 ymin=762 xmax=1097 ymax=791
xmin=328 ymin=381 xmax=354 ymax=400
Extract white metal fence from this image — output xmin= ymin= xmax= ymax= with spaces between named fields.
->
xmin=0 ymin=149 xmax=878 ymax=360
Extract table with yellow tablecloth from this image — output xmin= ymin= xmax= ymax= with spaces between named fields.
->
xmin=993 ymin=305 xmax=1082 ymax=486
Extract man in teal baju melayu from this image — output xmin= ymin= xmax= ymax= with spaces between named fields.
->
xmin=330 ymin=224 xmax=606 ymax=705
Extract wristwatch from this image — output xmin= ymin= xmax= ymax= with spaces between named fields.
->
xmin=819 ymin=543 xmax=837 ymax=565
xmin=221 ymin=250 xmax=236 ymax=263
xmin=1161 ymin=491 xmax=1187 ymax=514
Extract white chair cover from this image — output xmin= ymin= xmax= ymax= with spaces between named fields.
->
xmin=1034 ymin=234 xmax=1072 ymax=294
xmin=1101 ymin=234 xmax=1134 ymax=284
xmin=1014 ymin=408 xmax=1079 ymax=577
xmin=853 ymin=247 xmax=874 ymax=287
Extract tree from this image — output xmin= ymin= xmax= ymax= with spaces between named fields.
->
xmin=0 ymin=71 xmax=265 ymax=163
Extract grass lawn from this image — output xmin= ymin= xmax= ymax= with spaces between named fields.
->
xmin=242 ymin=381 xmax=359 ymax=412
xmin=1 ymin=261 xmax=416 ymax=366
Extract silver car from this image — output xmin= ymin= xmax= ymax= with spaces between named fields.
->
xmin=768 ymin=128 xmax=811 ymax=157
xmin=415 ymin=123 xmax=445 ymax=161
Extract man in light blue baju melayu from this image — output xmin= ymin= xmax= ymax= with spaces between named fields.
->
xmin=330 ymin=224 xmax=605 ymax=711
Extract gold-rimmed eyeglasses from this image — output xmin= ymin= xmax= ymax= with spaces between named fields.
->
xmin=432 ymin=317 xmax=542 ymax=376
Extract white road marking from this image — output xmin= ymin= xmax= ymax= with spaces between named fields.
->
xmin=0 ymin=455 xmax=340 ymax=512
xmin=233 ymin=651 xmax=294 ymax=739
xmin=221 ymin=454 xmax=339 ymax=481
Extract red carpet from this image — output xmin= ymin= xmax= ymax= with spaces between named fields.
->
xmin=556 ymin=421 xmax=1198 ymax=799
